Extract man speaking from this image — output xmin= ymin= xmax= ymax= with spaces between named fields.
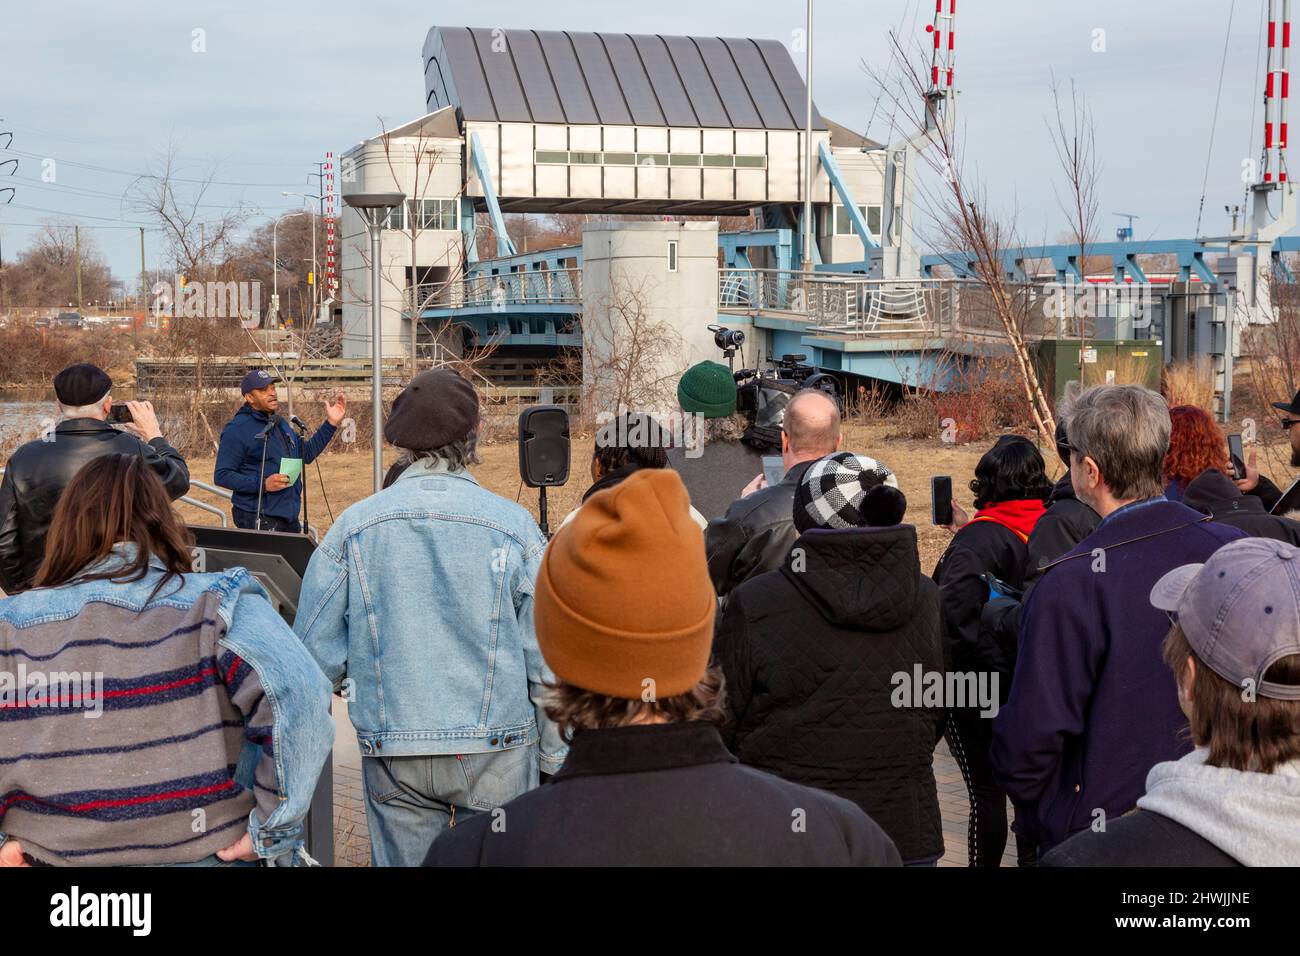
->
xmin=215 ymin=369 xmax=346 ymax=532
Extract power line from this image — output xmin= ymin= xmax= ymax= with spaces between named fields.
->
xmin=1194 ymin=0 xmax=1237 ymax=238
xmin=1 ymin=147 xmax=304 ymax=188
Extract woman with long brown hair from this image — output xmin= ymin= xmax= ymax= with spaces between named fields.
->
xmin=0 ymin=454 xmax=332 ymax=867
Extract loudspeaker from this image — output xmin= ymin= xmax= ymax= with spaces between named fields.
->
xmin=519 ymin=404 xmax=571 ymax=487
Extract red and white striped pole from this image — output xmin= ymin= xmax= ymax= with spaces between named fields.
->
xmin=324 ymin=152 xmax=337 ymax=298
xmin=1264 ymin=0 xmax=1291 ymax=183
xmin=927 ymin=0 xmax=956 ymax=93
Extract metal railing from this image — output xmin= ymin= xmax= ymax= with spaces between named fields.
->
xmin=0 ymin=469 xmax=295 ymax=535
xmin=718 ymin=269 xmax=954 ymax=336
xmin=717 ymin=268 xmax=1162 ymax=342
xmin=410 ymin=267 xmax=583 ymax=313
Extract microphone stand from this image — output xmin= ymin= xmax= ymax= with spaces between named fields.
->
xmin=254 ymin=425 xmax=272 ymax=531
xmin=291 ymin=417 xmax=309 ymax=536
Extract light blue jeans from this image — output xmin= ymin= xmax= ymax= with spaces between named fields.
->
xmin=361 ymin=746 xmax=539 ymax=867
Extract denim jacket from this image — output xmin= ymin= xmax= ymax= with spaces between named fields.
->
xmin=0 ymin=547 xmax=334 ymax=865
xmin=294 ymin=458 xmax=567 ymax=773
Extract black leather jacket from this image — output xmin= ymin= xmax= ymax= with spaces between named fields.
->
xmin=705 ymin=459 xmax=814 ymax=601
xmin=0 ymin=419 xmax=189 ymax=592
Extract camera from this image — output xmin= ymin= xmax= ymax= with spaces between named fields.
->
xmin=732 ymin=354 xmax=842 ymax=452
xmin=708 ymin=324 xmax=746 ymax=353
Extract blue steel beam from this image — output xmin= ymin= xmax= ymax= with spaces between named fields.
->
xmin=818 ymin=139 xmax=879 ymax=253
xmin=469 ymin=132 xmax=517 ymax=259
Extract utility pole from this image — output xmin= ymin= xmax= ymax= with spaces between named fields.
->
xmin=74 ymin=225 xmax=83 ymax=312
xmin=139 ymin=227 xmax=147 ymax=320
xmin=801 ymin=0 xmax=815 ymax=272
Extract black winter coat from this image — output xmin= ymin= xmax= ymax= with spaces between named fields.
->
xmin=1041 ymin=809 xmax=1241 ymax=867
xmin=705 ymin=459 xmax=814 ymax=600
xmin=423 ymin=721 xmax=901 ymax=866
xmin=979 ymin=474 xmax=1100 ymax=666
xmin=1182 ymin=468 xmax=1300 ymax=544
xmin=933 ymin=516 xmax=1033 ymax=685
xmin=714 ymin=524 xmax=945 ymax=863
xmin=0 ymin=419 xmax=189 ymax=592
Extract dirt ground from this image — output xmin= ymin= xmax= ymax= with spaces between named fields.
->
xmin=175 ymin=417 xmax=1294 ymax=574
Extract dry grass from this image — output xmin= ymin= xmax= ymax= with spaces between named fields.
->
xmin=177 ymin=421 xmax=1039 ymax=572
xmin=1163 ymin=358 xmax=1217 ymax=410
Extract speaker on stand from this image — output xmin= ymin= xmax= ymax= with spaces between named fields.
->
xmin=518 ymin=404 xmax=571 ymax=538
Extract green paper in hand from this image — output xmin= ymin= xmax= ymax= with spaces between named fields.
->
xmin=278 ymin=457 xmax=303 ymax=485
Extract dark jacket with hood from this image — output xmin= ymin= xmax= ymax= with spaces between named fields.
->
xmin=932 ymin=500 xmax=1043 ymax=683
xmin=214 ymin=404 xmax=336 ymax=522
xmin=423 ymin=721 xmax=901 ymax=866
xmin=990 ymin=499 xmax=1245 ymax=850
xmin=0 ymin=419 xmax=189 ymax=592
xmin=979 ymin=473 xmax=1101 ymax=671
xmin=705 ymin=459 xmax=815 ymax=601
xmin=713 ymin=524 xmax=945 ymax=863
xmin=1182 ymin=467 xmax=1300 ymax=544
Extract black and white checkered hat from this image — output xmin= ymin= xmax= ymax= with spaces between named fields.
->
xmin=794 ymin=452 xmax=899 ymax=532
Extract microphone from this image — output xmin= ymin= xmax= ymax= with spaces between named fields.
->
xmin=289 ymin=414 xmax=308 ymax=431
xmin=258 ymin=413 xmax=281 ymax=438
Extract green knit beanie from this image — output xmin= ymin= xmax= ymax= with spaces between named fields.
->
xmin=677 ymin=361 xmax=737 ymax=419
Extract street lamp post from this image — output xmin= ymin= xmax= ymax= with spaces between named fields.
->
xmin=283 ymin=191 xmax=323 ymax=326
xmin=272 ymin=209 xmax=311 ymax=325
xmin=343 ymin=192 xmax=405 ymax=493
xmin=802 ymin=0 xmax=815 ymax=272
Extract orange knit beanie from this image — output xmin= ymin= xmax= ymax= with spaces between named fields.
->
xmin=534 ymin=468 xmax=715 ymax=700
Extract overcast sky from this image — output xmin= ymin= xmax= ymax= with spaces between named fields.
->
xmin=0 ymin=0 xmax=1274 ymax=284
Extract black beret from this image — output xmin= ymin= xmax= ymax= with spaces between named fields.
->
xmin=383 ymin=369 xmax=480 ymax=452
xmin=53 ymin=364 xmax=113 ymax=407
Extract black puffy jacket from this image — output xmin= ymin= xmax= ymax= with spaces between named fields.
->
xmin=0 ymin=419 xmax=189 ymax=592
xmin=1182 ymin=467 xmax=1300 ymax=544
xmin=714 ymin=523 xmax=945 ymax=863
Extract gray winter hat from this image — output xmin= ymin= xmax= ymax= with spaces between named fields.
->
xmin=1150 ymin=537 xmax=1300 ymax=701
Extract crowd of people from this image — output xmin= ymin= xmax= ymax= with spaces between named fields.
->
xmin=0 ymin=358 xmax=1297 ymax=867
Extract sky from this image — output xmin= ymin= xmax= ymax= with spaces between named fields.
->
xmin=0 ymin=0 xmax=1276 ymax=285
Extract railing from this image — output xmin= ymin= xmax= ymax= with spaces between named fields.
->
xmin=718 ymin=269 xmax=1162 ymax=342
xmin=718 ymin=269 xmax=954 ymax=336
xmin=409 ymin=268 xmax=583 ymax=313
xmin=0 ymin=469 xmax=331 ymax=540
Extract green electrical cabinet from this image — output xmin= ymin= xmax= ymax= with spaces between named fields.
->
xmin=1035 ymin=339 xmax=1161 ymax=401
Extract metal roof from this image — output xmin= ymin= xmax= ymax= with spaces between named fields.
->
xmin=423 ymin=27 xmax=827 ymax=131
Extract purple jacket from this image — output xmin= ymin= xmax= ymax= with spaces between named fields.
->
xmin=990 ymin=498 xmax=1245 ymax=849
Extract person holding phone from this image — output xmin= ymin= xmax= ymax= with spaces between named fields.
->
xmin=214 ymin=369 xmax=345 ymax=532
xmin=931 ymin=435 xmax=1051 ymax=867
xmin=704 ymin=389 xmax=851 ymax=603
xmin=0 ymin=363 xmax=189 ymax=593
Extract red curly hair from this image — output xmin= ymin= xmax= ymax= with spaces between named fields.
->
xmin=1164 ymin=404 xmax=1228 ymax=487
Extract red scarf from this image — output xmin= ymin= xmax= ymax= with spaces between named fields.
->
xmin=969 ymin=498 xmax=1046 ymax=543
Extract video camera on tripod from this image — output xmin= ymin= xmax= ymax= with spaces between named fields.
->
xmin=708 ymin=325 xmax=842 ymax=452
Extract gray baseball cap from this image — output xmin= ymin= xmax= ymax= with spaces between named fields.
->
xmin=1150 ymin=537 xmax=1300 ymax=701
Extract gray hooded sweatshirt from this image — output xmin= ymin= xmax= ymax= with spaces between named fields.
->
xmin=1137 ymin=748 xmax=1300 ymax=866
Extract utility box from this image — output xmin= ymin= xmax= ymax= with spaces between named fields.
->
xmin=1034 ymin=339 xmax=1162 ymax=402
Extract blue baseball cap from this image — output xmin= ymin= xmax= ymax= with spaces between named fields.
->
xmin=240 ymin=369 xmax=280 ymax=395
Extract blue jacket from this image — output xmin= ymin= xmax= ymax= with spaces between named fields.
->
xmin=990 ymin=498 xmax=1245 ymax=849
xmin=214 ymin=404 xmax=336 ymax=522
xmin=293 ymin=458 xmax=567 ymax=773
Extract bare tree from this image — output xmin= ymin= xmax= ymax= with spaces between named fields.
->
xmin=581 ymin=274 xmax=684 ymax=423
xmin=869 ymin=31 xmax=1057 ymax=447
xmin=1046 ymin=74 xmax=1102 ymax=374
xmin=127 ymin=143 xmax=250 ymax=281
